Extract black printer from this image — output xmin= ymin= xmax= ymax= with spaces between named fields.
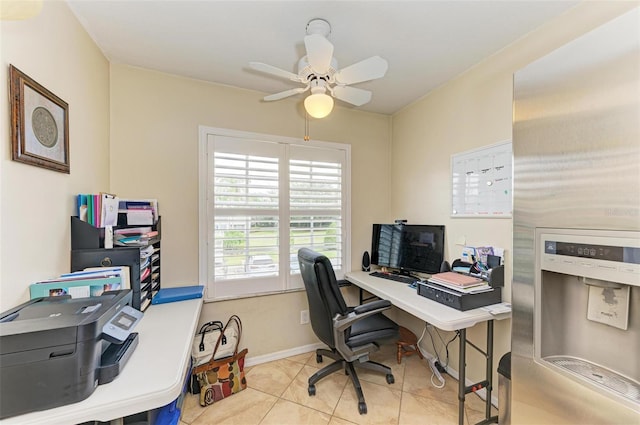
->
xmin=0 ymin=290 xmax=143 ymax=419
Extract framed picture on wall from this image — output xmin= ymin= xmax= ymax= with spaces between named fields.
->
xmin=10 ymin=65 xmax=70 ymax=173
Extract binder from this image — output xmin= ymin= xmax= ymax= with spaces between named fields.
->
xmin=101 ymin=193 xmax=119 ymax=226
xmin=151 ymin=286 xmax=204 ymax=305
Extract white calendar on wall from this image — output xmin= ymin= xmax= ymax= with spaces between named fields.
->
xmin=451 ymin=141 xmax=512 ymax=218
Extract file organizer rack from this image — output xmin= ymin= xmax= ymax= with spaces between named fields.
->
xmin=70 ymin=216 xmax=161 ymax=311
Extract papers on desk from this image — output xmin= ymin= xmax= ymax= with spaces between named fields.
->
xmin=428 ymin=272 xmax=493 ymax=294
xmin=31 ymin=268 xmax=129 ymax=300
xmin=481 ymin=302 xmax=512 ymax=315
xmin=429 ymin=272 xmax=483 ymax=287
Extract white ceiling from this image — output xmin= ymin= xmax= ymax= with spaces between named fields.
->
xmin=67 ymin=0 xmax=579 ymax=115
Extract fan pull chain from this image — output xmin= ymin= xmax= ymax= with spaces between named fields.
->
xmin=304 ymin=112 xmax=310 ymax=141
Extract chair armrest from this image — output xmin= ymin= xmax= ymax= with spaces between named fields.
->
xmin=332 ymin=299 xmax=394 ymax=362
xmin=337 ymin=279 xmax=351 ymax=287
xmin=334 ymin=299 xmax=392 ymax=332
xmin=353 ymin=299 xmax=391 ymax=315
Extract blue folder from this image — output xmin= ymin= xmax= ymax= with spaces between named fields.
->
xmin=151 ymin=285 xmax=204 ymax=305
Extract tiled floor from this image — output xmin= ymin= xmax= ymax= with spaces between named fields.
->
xmin=180 ymin=344 xmax=498 ymax=425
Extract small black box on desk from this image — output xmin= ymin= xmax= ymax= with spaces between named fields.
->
xmin=417 ymin=281 xmax=502 ymax=311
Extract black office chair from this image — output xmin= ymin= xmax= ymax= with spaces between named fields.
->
xmin=298 ymin=248 xmax=399 ymax=415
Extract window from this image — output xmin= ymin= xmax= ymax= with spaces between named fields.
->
xmin=199 ymin=127 xmax=351 ymax=300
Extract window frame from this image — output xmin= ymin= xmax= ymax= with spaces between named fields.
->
xmin=198 ymin=126 xmax=351 ymax=301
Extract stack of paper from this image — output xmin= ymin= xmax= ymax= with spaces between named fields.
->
xmin=31 ymin=267 xmax=130 ymax=299
xmin=118 ymin=199 xmax=159 ymax=225
xmin=428 ymin=272 xmax=493 ymax=294
xmin=481 ymin=302 xmax=512 ymax=315
xmin=429 ymin=272 xmax=483 ymax=287
xmin=113 ymin=227 xmax=157 ymax=246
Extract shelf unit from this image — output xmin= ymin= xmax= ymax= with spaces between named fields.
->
xmin=70 ymin=216 xmax=161 ymax=311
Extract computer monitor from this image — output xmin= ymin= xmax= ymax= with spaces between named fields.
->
xmin=371 ymin=224 xmax=445 ymax=275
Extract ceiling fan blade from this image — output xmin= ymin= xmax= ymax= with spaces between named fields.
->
xmin=334 ymin=56 xmax=388 ymax=85
xmin=304 ymin=34 xmax=334 ymax=74
xmin=263 ymin=87 xmax=308 ymax=101
xmin=332 ymin=86 xmax=372 ymax=106
xmin=249 ymin=62 xmax=301 ymax=82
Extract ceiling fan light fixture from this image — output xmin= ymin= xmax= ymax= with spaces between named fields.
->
xmin=250 ymin=17 xmax=388 ymax=118
xmin=304 ymin=92 xmax=334 ymax=118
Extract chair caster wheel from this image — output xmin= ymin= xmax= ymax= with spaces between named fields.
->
xmin=308 ymin=385 xmax=316 ymax=396
xmin=358 ymin=402 xmax=367 ymax=414
xmin=386 ymin=374 xmax=395 ymax=384
xmin=316 ymin=354 xmax=323 ymax=363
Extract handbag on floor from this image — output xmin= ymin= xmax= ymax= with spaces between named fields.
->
xmin=191 ymin=318 xmax=238 ymax=366
xmin=192 ymin=315 xmax=247 ymax=406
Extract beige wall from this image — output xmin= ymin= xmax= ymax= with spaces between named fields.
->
xmin=390 ymin=1 xmax=637 ymax=392
xmin=109 ymin=64 xmax=392 ymax=357
xmin=0 ymin=1 xmax=110 ymax=311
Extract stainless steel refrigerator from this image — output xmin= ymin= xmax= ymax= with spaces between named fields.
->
xmin=512 ymin=8 xmax=639 ymax=424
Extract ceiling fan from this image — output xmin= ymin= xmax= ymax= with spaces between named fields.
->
xmin=249 ymin=18 xmax=389 ymax=118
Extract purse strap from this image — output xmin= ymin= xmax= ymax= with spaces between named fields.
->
xmin=197 ymin=320 xmax=224 ymax=352
xmin=212 ymin=315 xmax=242 ymax=358
xmin=192 ymin=348 xmax=248 ymax=375
xmin=198 ymin=320 xmax=224 ymax=335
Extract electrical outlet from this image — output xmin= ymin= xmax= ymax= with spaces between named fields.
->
xmin=300 ymin=309 xmax=310 ymax=325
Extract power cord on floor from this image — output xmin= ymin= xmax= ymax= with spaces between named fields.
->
xmin=427 ymin=324 xmax=459 ymax=373
xmin=430 ymin=366 xmax=446 ymax=388
xmin=419 ymin=323 xmax=446 ymax=388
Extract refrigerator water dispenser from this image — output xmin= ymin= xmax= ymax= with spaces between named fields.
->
xmin=535 ymin=228 xmax=640 ymax=409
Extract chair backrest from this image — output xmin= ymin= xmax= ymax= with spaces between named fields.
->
xmin=298 ymin=248 xmax=349 ymax=348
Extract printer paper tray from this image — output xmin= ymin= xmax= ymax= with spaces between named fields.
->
xmin=98 ymin=332 xmax=139 ymax=385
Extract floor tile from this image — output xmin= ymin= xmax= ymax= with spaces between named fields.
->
xmin=370 ymin=341 xmax=401 ymax=365
xmin=181 ymin=392 xmax=206 ymax=424
xmin=465 ymin=393 xmax=499 ymax=425
xmin=190 ymin=387 xmax=277 ymax=425
xmin=462 ymin=391 xmax=490 ymax=413
xmin=306 ymin=350 xmax=326 ymax=366
xmin=246 ymin=358 xmax=306 ymax=397
xmin=332 ymin=380 xmax=402 ymax=425
xmin=401 ymin=356 xmax=459 ymax=404
xmin=259 ymin=398 xmax=331 ymax=425
xmin=355 ymin=343 xmax=406 ymax=389
xmin=328 ymin=417 xmax=358 ymax=425
xmin=399 ymin=392 xmax=463 ymax=425
xmin=282 ymin=364 xmax=349 ymax=415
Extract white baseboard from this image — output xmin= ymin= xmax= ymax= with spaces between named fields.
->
xmin=244 ymin=342 xmax=325 ymax=368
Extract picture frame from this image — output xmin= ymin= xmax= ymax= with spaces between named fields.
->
xmin=10 ymin=65 xmax=70 ymax=173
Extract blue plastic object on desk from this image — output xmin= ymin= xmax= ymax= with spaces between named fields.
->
xmin=151 ymin=286 xmax=204 ymax=304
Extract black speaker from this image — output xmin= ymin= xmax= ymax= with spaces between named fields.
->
xmin=362 ymin=251 xmax=370 ymax=272
xmin=439 ymin=260 xmax=451 ymax=273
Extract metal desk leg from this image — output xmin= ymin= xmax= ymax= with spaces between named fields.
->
xmin=458 ymin=328 xmax=466 ymax=425
xmin=460 ymin=321 xmax=498 ymax=425
xmin=485 ymin=320 xmax=494 ymax=420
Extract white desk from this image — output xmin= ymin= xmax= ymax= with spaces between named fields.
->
xmin=3 ymin=298 xmax=203 ymax=425
xmin=345 ymin=271 xmax=510 ymax=425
